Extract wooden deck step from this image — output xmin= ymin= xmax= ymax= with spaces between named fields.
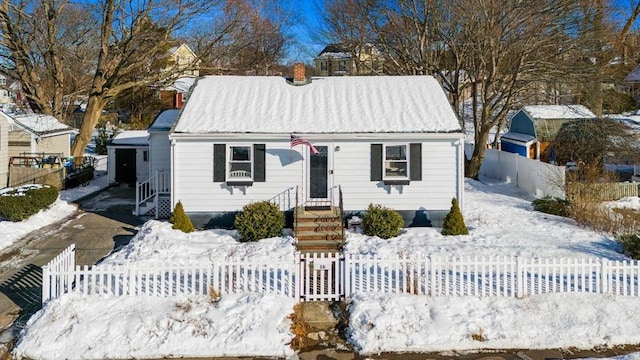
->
xmin=294 ymin=205 xmax=344 ymax=252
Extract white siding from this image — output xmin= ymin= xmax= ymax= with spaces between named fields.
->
xmin=173 ymin=140 xmax=302 ymax=212
xmin=149 ymin=131 xmax=171 ymax=177
xmin=172 ymin=138 xmax=463 ymax=213
xmin=333 ymin=139 xmax=461 ymax=211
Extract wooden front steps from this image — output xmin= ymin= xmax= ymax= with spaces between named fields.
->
xmin=294 ymin=206 xmax=344 ymax=253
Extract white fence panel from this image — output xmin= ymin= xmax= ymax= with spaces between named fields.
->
xmin=43 ymin=245 xmax=640 ymax=305
xmin=479 ymin=149 xmax=565 ymax=198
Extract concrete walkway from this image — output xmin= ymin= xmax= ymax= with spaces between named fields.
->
xmin=0 ymin=185 xmax=144 ymax=344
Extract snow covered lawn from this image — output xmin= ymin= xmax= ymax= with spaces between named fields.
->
xmin=11 ymin=178 xmax=640 ymax=359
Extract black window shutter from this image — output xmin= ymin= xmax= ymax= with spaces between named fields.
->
xmin=370 ymin=144 xmax=382 ymax=181
xmin=410 ymin=143 xmax=422 ymax=181
xmin=213 ymin=144 xmax=226 ymax=182
xmin=254 ymin=144 xmax=265 ymax=182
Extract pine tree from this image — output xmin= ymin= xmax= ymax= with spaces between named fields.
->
xmin=441 ymin=197 xmax=468 ymax=236
xmin=169 ymin=201 xmax=195 ymax=233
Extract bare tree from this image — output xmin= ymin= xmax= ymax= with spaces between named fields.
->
xmin=189 ymin=0 xmax=292 ymax=75
xmin=0 ymin=0 xmax=96 ymax=119
xmin=1 ymin=0 xmax=249 ymax=158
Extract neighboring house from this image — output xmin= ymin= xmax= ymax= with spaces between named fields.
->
xmin=168 ymin=65 xmax=465 ymax=235
xmin=1 ymin=112 xmax=73 ymax=157
xmin=168 ymin=43 xmax=200 ymax=77
xmin=314 ymin=43 xmax=384 ymax=76
xmin=624 ymin=64 xmax=640 ymax=101
xmin=107 ymin=130 xmax=149 ymax=185
xmin=160 ymin=77 xmax=196 ymax=110
xmin=0 ymin=75 xmax=12 ymax=105
xmin=500 ymin=105 xmax=597 ymax=162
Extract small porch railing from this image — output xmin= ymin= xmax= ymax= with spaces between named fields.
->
xmin=135 ymin=171 xmax=171 ymax=217
xmin=268 ymin=187 xmax=294 ymax=211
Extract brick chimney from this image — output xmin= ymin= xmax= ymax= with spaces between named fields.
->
xmin=293 ymin=63 xmax=306 ymax=84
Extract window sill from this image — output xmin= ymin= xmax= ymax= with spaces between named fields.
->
xmin=226 ymin=180 xmax=254 ymax=187
xmin=383 ymin=179 xmax=410 ymax=186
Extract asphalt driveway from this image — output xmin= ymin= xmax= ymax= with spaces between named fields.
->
xmin=0 ymin=185 xmax=144 ymax=343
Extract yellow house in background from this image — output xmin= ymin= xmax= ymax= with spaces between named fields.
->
xmin=168 ymin=43 xmax=200 ymax=77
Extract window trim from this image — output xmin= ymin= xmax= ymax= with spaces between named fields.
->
xmin=226 ymin=144 xmax=254 ymax=186
xmin=383 ymin=143 xmax=410 ymax=182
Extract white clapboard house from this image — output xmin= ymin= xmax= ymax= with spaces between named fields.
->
xmin=150 ymin=65 xmax=465 ymax=251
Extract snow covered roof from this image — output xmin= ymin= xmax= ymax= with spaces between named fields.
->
xmin=110 ymin=130 xmax=149 ymax=146
xmin=174 ymin=76 xmax=462 ymax=134
xmin=625 ymin=64 xmax=640 ymax=82
xmin=314 ymin=44 xmax=352 ymax=60
xmin=522 ymin=105 xmax=596 ymax=120
xmin=500 ymin=131 xmax=536 ymax=143
xmin=163 ymin=77 xmax=196 ymax=93
xmin=315 ymin=52 xmax=351 ymax=60
xmin=4 ymin=112 xmax=72 ymax=135
xmin=148 ymin=109 xmax=180 ymax=131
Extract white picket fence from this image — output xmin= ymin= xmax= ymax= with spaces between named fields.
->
xmin=42 ymin=245 xmax=640 ymax=304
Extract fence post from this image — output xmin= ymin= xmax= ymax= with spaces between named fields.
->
xmin=516 ymin=257 xmax=524 ymax=298
xmin=41 ymin=264 xmax=50 ymax=303
xmin=429 ymin=256 xmax=436 ymax=296
xmin=154 ymin=172 xmax=159 ymax=219
xmin=135 ymin=181 xmax=140 ymax=216
xmin=601 ymin=259 xmax=608 ymax=295
xmin=294 ymin=253 xmax=302 ymax=302
xmin=342 ymin=253 xmax=350 ymax=299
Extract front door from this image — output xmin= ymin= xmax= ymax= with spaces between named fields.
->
xmin=307 ymin=145 xmax=331 ymax=206
xmin=115 ymin=149 xmax=137 ymax=184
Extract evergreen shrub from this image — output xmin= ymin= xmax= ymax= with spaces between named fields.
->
xmin=0 ymin=185 xmax=59 ymax=222
xmin=361 ymin=203 xmax=404 ymax=239
xmin=532 ymin=197 xmax=569 ymax=217
xmin=169 ymin=201 xmax=195 ymax=233
xmin=617 ymin=234 xmax=640 ymax=260
xmin=234 ymin=201 xmax=284 ymax=242
xmin=441 ymin=197 xmax=469 ymax=236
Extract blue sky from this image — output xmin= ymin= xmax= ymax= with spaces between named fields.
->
xmin=285 ymin=0 xmax=326 ymax=63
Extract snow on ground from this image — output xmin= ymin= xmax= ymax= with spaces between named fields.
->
xmin=0 ymin=155 xmax=108 ymax=252
xmin=10 ymin=177 xmax=640 ymax=359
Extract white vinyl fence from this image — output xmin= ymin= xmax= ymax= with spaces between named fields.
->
xmin=43 ymin=245 xmax=640 ymax=304
xmin=479 ymin=149 xmax=566 ymax=198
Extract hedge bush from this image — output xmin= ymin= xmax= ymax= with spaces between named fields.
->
xmin=169 ymin=201 xmax=195 ymax=233
xmin=361 ymin=204 xmax=404 ymax=239
xmin=441 ymin=197 xmax=469 ymax=236
xmin=532 ymin=197 xmax=570 ymax=217
xmin=617 ymin=234 xmax=640 ymax=260
xmin=0 ymin=185 xmax=59 ymax=222
xmin=234 ymin=201 xmax=285 ymax=242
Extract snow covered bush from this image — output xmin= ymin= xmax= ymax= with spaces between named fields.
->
xmin=234 ymin=201 xmax=284 ymax=242
xmin=361 ymin=204 xmax=404 ymax=239
xmin=441 ymin=197 xmax=468 ymax=236
xmin=169 ymin=201 xmax=195 ymax=233
xmin=0 ymin=184 xmax=59 ymax=221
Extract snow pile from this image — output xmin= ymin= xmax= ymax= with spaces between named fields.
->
xmin=14 ymin=293 xmax=296 ymax=359
xmin=101 ymin=220 xmax=297 ymax=266
xmin=348 ymin=292 xmax=640 ymax=355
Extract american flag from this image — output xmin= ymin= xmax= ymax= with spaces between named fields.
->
xmin=290 ymin=134 xmax=319 ymax=154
